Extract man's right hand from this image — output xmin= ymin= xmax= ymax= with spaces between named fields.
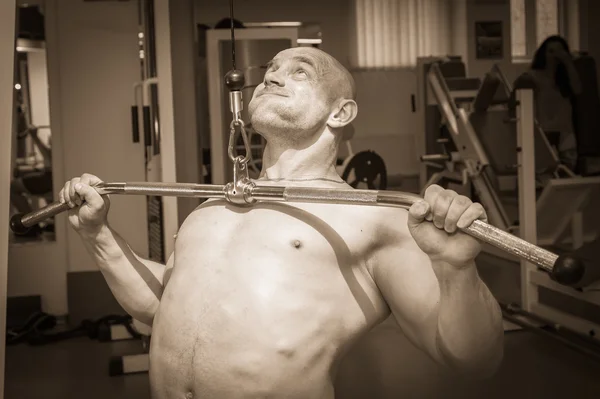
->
xmin=59 ymin=173 xmax=110 ymax=235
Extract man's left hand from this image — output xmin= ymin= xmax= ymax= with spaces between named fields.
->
xmin=407 ymin=184 xmax=486 ymax=268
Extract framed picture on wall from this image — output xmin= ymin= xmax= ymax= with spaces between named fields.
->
xmin=475 ymin=21 xmax=503 ymax=59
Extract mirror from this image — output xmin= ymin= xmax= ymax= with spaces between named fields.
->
xmin=10 ymin=2 xmax=54 ymax=243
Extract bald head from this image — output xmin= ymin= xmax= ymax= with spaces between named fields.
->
xmin=272 ymin=47 xmax=356 ymax=103
xmin=249 ymin=47 xmax=358 ymax=140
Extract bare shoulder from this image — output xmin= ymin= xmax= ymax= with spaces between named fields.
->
xmin=175 ymin=199 xmax=227 ymax=238
xmin=362 ymin=205 xmax=429 ymax=276
xmin=369 ymin=205 xmax=412 ymax=245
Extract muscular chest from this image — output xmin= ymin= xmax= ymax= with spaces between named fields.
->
xmin=165 ymin=201 xmax=387 ymax=324
xmin=178 ymin=200 xmax=377 ymax=263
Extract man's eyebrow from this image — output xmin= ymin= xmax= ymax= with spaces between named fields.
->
xmin=264 ymin=55 xmax=319 ymax=71
xmin=292 ymin=55 xmax=318 ymax=70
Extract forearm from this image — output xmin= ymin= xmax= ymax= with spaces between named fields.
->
xmin=433 ymin=261 xmax=504 ymax=377
xmin=79 ymin=223 xmax=165 ymax=325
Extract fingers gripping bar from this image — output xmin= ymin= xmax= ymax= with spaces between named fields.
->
xmin=10 ymin=182 xmax=585 ymax=286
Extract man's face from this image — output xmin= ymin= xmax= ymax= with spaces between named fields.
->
xmin=248 ymin=48 xmax=333 ymax=141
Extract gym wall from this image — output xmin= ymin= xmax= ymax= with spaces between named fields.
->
xmin=348 ymin=70 xmax=419 ymax=177
xmin=54 ymin=0 xmax=151 ymax=323
xmin=46 ymin=0 xmax=149 ymax=269
xmin=465 ymin=0 xmax=514 ymax=80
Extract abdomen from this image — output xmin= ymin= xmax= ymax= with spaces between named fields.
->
xmin=150 ymin=262 xmax=342 ymax=398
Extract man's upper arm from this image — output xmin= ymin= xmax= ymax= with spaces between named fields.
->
xmin=369 ymin=210 xmax=443 ymax=363
xmin=162 ymin=252 xmax=175 ymax=287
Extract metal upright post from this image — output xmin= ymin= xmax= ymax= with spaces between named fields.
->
xmin=516 ymin=89 xmax=538 ymax=312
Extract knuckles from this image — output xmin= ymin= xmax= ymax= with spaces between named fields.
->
xmin=419 ymin=186 xmax=487 ymax=232
xmin=423 ymin=186 xmax=482 ymax=220
xmin=471 ymin=202 xmax=486 ymax=215
xmin=436 ymin=190 xmax=456 ymax=204
xmin=424 ymin=184 xmax=444 ymax=198
xmin=454 ymin=195 xmax=472 ymax=207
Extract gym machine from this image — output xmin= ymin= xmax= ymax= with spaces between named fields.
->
xmin=336 ymin=125 xmax=388 ymax=190
xmin=418 ymin=57 xmax=600 ymax=355
xmin=415 ymin=56 xmax=482 ymax=193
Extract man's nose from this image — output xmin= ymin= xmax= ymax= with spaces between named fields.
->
xmin=264 ymin=69 xmax=284 ymax=86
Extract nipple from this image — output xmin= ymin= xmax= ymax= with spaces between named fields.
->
xmin=292 ymin=240 xmax=302 ymax=249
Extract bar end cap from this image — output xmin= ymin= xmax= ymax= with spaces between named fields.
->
xmin=551 ymin=255 xmax=585 ymax=286
xmin=10 ymin=214 xmax=31 ymax=235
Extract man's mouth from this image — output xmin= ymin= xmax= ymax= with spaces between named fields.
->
xmin=258 ymin=91 xmax=289 ymax=98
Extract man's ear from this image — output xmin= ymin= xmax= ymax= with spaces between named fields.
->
xmin=327 ymin=99 xmax=358 ymax=129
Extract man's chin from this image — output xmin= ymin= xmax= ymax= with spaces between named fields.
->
xmin=249 ymin=119 xmax=274 ymax=134
xmin=249 ymin=118 xmax=289 ymax=136
xmin=247 ymin=99 xmax=268 ymax=122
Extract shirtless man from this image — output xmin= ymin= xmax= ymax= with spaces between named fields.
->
xmin=60 ymin=47 xmax=504 ymax=398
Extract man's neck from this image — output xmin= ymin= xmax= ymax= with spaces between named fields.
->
xmin=258 ymin=133 xmax=342 ymax=182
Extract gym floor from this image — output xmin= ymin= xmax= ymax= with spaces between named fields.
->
xmin=4 ymin=256 xmax=600 ymax=399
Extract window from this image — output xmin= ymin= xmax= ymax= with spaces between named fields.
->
xmin=536 ymin=0 xmax=559 ymax=47
xmin=510 ymin=0 xmax=527 ymax=58
xmin=510 ymin=0 xmax=562 ymax=60
xmin=349 ymin=0 xmax=452 ymax=68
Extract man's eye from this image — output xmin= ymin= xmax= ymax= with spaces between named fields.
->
xmin=296 ymin=69 xmax=307 ymax=76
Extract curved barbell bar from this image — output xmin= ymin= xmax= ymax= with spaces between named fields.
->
xmin=9 ymin=181 xmax=585 ymax=286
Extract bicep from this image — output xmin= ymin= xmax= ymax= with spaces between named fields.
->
xmin=132 ymin=252 xmax=173 ymax=293
xmin=371 ymin=237 xmax=442 ymax=362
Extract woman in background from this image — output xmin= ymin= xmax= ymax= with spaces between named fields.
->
xmin=514 ymin=35 xmax=582 ymax=171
